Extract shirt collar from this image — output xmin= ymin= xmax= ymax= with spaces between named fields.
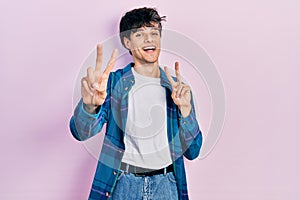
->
xmin=121 ymin=62 xmax=173 ymax=93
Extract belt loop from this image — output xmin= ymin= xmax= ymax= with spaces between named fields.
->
xmin=164 ymin=167 xmax=167 ymax=175
xmin=125 ymin=163 xmax=129 ymax=173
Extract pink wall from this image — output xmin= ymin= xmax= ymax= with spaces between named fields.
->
xmin=1 ymin=0 xmax=299 ymax=199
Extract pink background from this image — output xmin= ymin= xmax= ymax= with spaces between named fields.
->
xmin=1 ymin=0 xmax=299 ymax=199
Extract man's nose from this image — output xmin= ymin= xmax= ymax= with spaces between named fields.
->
xmin=144 ymin=33 xmax=153 ymax=43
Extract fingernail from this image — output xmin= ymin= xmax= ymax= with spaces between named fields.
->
xmin=92 ymin=83 xmax=99 ymax=89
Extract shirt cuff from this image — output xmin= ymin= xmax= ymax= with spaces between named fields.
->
xmin=76 ymin=99 xmax=100 ymax=121
xmin=178 ymin=107 xmax=199 ymax=138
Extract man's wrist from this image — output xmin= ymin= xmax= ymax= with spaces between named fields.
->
xmin=179 ymin=104 xmax=192 ymax=118
xmin=83 ymin=103 xmax=99 ymax=114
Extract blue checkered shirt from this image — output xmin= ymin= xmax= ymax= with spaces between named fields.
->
xmin=69 ymin=63 xmax=202 ymax=200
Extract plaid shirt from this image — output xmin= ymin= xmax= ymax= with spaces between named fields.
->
xmin=69 ymin=63 xmax=202 ymax=200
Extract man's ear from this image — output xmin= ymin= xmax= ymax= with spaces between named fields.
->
xmin=123 ymin=37 xmax=131 ymax=50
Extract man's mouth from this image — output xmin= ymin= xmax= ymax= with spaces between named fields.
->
xmin=142 ymin=46 xmax=156 ymax=53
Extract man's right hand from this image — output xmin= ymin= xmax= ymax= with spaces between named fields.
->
xmin=81 ymin=44 xmax=118 ymax=114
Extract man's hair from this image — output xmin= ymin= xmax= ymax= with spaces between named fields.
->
xmin=119 ymin=7 xmax=166 ymax=48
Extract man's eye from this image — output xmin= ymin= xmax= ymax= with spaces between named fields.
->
xmin=135 ymin=33 xmax=141 ymax=37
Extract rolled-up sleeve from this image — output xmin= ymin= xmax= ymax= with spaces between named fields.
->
xmin=178 ymin=95 xmax=202 ymax=160
xmin=69 ymin=74 xmax=112 ymax=141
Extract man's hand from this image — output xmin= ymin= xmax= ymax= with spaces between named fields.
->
xmin=164 ymin=62 xmax=192 ymax=118
xmin=81 ymin=44 xmax=118 ymax=114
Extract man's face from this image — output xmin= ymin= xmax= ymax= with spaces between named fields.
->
xmin=124 ymin=23 xmax=161 ymax=65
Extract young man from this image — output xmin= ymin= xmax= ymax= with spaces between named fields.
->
xmin=70 ymin=7 xmax=202 ymax=200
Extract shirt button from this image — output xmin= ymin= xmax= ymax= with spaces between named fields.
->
xmin=125 ymin=87 xmax=128 ymax=91
xmin=105 ymin=192 xmax=110 ymax=197
xmin=113 ymin=171 xmax=117 ymax=175
xmin=123 ymin=78 xmax=126 ymax=81
xmin=183 ymin=121 xmax=187 ymax=125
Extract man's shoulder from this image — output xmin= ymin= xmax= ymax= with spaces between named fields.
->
xmin=111 ymin=63 xmax=132 ymax=74
xmin=110 ymin=63 xmax=133 ymax=79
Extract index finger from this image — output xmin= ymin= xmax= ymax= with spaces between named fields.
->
xmin=95 ymin=44 xmax=103 ymax=72
xmin=175 ymin=61 xmax=181 ymax=84
xmin=164 ymin=66 xmax=176 ymax=86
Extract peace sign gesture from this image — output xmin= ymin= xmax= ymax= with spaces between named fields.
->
xmin=81 ymin=44 xmax=118 ymax=113
xmin=164 ymin=62 xmax=192 ymax=117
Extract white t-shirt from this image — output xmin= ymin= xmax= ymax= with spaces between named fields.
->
xmin=121 ymin=68 xmax=173 ymax=169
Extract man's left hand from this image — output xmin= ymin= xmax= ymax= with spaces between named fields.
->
xmin=164 ymin=62 xmax=192 ymax=118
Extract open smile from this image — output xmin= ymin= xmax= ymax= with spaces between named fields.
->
xmin=142 ymin=46 xmax=157 ymax=53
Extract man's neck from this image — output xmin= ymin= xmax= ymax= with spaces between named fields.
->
xmin=133 ymin=62 xmax=160 ymax=78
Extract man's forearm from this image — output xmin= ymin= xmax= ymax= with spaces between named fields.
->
xmin=83 ymin=103 xmax=100 ymax=114
xmin=70 ymin=99 xmax=106 ymax=141
xmin=179 ymin=104 xmax=192 ymax=118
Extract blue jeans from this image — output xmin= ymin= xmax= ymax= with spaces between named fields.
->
xmin=111 ymin=170 xmax=179 ymax=200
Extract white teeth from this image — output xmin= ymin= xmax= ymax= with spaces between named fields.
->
xmin=143 ymin=46 xmax=156 ymax=50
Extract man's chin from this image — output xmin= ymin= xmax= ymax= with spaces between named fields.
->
xmin=144 ymin=54 xmax=160 ymax=63
xmin=144 ymin=59 xmax=159 ymax=65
